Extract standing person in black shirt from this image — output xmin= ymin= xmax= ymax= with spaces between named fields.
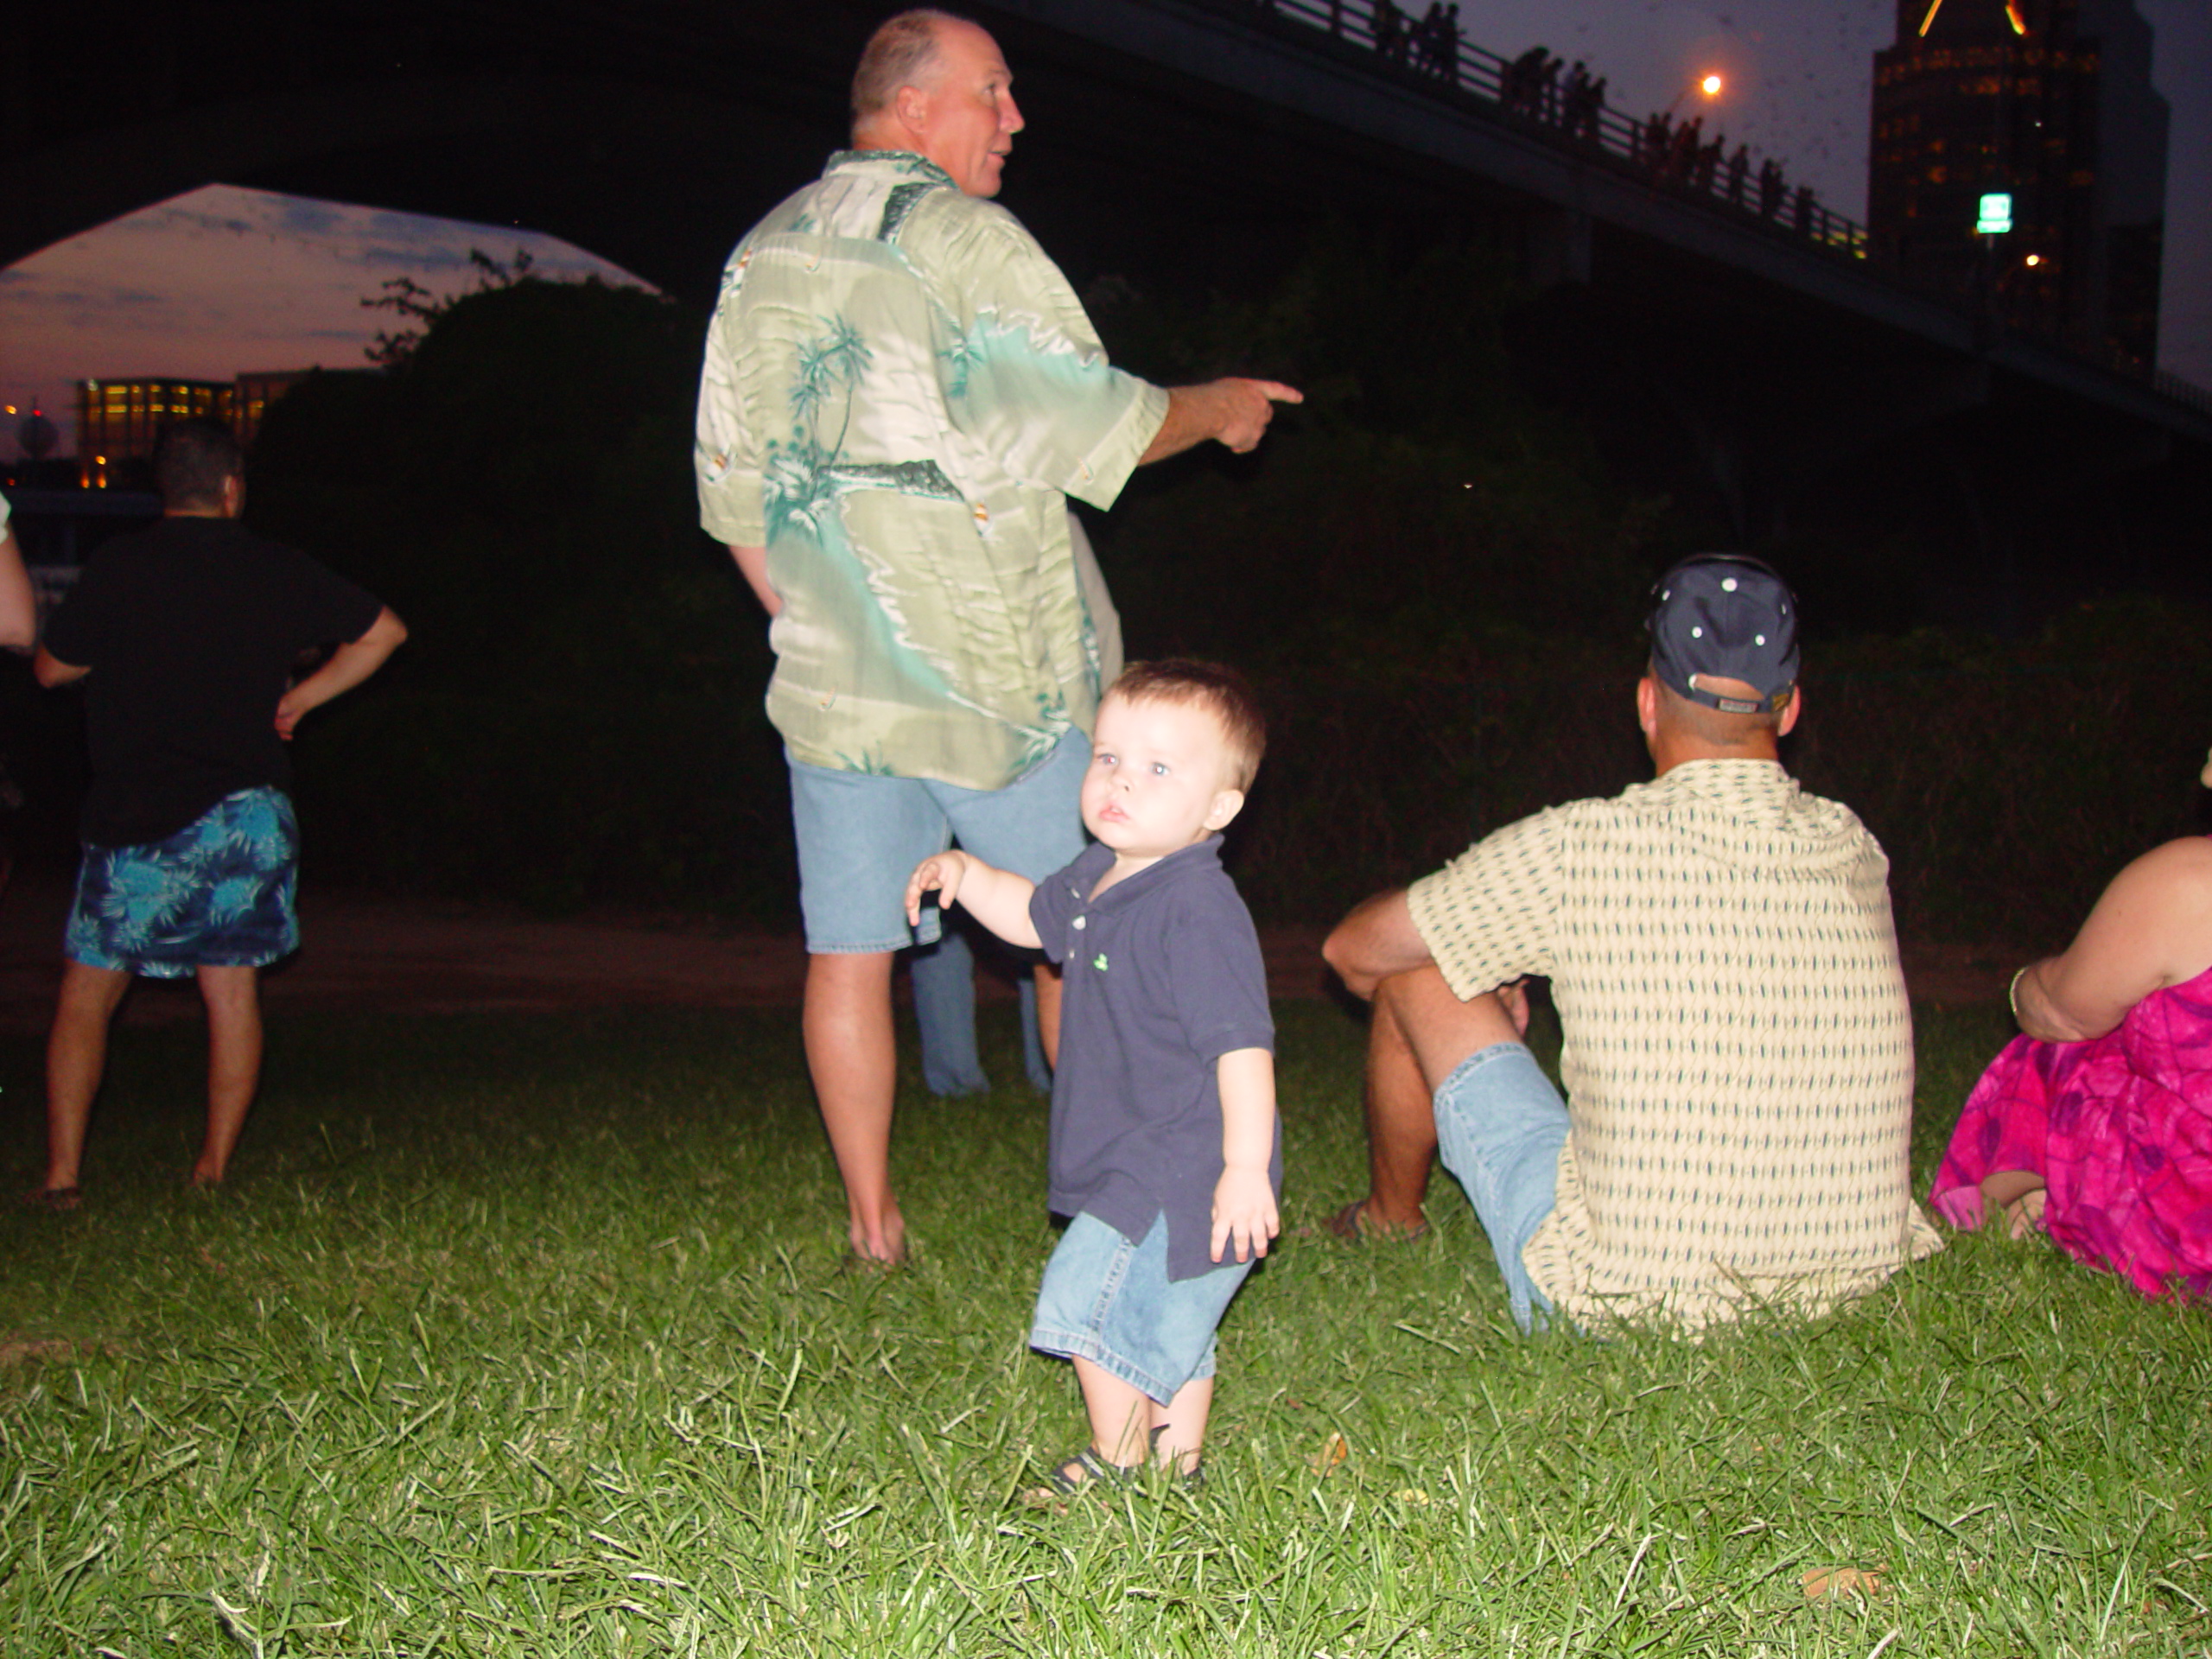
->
xmin=26 ymin=420 xmax=406 ymax=1209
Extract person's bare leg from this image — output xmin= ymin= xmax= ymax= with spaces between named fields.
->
xmin=1342 ymin=967 xmax=1525 ymax=1236
xmin=192 ymin=965 xmax=263 ymax=1187
xmin=1071 ymin=1356 xmax=1153 ymax=1471
xmin=1033 ymin=962 xmax=1063 ymax=1069
xmin=1147 ymin=1374 xmax=1214 ymax=1477
xmin=803 ymin=950 xmax=906 ymax=1262
xmin=1349 ymin=982 xmax=1441 ymax=1232
xmin=41 ymin=961 xmax=132 ymax=1196
xmin=1980 ymin=1168 xmax=2048 ymax=1239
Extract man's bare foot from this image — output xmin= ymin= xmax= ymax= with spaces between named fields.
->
xmin=848 ymin=1209 xmax=906 ymax=1266
xmin=1321 ymin=1198 xmax=1428 ymax=1243
xmin=23 ymin=1185 xmax=82 ymax=1213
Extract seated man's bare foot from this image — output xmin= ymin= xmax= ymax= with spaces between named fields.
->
xmin=1321 ymin=1198 xmax=1428 ymax=1243
xmin=23 ymin=1185 xmax=83 ymax=1213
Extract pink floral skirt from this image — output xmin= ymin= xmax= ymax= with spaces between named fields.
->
xmin=1929 ymin=962 xmax=2212 ymax=1300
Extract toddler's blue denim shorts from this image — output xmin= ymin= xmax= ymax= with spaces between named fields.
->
xmin=1433 ymin=1040 xmax=1569 ymax=1332
xmin=1030 ymin=1211 xmax=1253 ymax=1405
xmin=786 ymin=729 xmax=1088 ymax=954
xmin=66 ymin=788 xmax=300 ymax=979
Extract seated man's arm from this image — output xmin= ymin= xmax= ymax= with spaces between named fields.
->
xmin=2014 ymin=836 xmax=2212 ymax=1043
xmin=1322 ymin=887 xmax=1436 ymax=1001
xmin=1140 ymin=379 xmax=1304 ymax=463
xmin=275 ymin=607 xmax=409 ymax=739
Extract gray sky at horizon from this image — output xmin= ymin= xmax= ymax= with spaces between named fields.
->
xmin=0 ymin=187 xmax=648 ymax=458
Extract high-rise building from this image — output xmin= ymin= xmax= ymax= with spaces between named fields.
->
xmin=74 ymin=379 xmax=233 ymax=488
xmin=1869 ymin=0 xmax=2168 ymax=368
xmin=71 ymin=370 xmax=316 ymax=487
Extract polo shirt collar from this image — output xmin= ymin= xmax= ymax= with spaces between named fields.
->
xmin=1064 ymin=836 xmax=1226 ymax=912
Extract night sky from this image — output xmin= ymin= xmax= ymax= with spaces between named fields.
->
xmin=3 ymin=0 xmax=2205 ymax=455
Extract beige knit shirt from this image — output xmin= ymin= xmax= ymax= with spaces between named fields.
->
xmin=1408 ymin=759 xmax=1942 ymax=1332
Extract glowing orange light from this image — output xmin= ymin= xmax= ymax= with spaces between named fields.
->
xmin=2024 ymin=253 xmax=2042 ymax=266
xmin=1700 ymin=73 xmax=1723 ymax=97
xmin=2005 ymin=0 xmax=2027 ymax=34
xmin=1918 ymin=0 xmax=1944 ymax=36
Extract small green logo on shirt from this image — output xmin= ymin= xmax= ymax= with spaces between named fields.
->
xmin=1092 ymin=953 xmax=1109 ymax=972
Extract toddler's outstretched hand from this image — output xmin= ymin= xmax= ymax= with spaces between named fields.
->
xmin=905 ymin=851 xmax=969 ymax=926
xmin=1211 ymin=1165 xmax=1280 ymax=1263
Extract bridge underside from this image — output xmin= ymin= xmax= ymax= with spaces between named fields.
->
xmin=13 ymin=0 xmax=2205 ymax=618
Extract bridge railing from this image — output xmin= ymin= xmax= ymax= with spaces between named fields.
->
xmin=1238 ymin=0 xmax=1871 ymax=259
xmin=1210 ymin=0 xmax=2212 ymax=410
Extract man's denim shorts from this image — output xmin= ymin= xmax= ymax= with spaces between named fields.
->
xmin=1433 ymin=1040 xmax=1570 ymax=1332
xmin=786 ymin=729 xmax=1089 ymax=954
xmin=1030 ymin=1211 xmax=1253 ymax=1405
xmin=65 ymin=788 xmax=300 ymax=979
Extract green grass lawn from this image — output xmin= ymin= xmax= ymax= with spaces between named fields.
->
xmin=3 ymin=998 xmax=2207 ymax=1656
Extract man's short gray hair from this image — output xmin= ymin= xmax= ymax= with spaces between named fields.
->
xmin=851 ymin=10 xmax=969 ymax=121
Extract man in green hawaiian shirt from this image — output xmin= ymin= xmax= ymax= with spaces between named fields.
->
xmin=696 ymin=9 xmax=1299 ymax=1262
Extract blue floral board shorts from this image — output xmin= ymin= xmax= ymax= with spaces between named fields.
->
xmin=66 ymin=788 xmax=301 ymax=979
xmin=1030 ymin=1212 xmax=1255 ymax=1405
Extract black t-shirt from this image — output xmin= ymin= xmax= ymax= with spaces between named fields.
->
xmin=41 ymin=517 xmax=384 ymax=847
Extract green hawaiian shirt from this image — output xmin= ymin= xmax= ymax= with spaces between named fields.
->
xmin=696 ymin=150 xmax=1168 ymax=790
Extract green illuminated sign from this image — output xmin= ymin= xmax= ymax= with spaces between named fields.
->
xmin=1976 ymin=192 xmax=2013 ymax=234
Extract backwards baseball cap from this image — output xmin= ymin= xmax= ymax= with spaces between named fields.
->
xmin=1646 ymin=555 xmax=1800 ymax=715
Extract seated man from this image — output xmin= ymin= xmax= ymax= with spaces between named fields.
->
xmin=1323 ymin=556 xmax=1941 ymax=1332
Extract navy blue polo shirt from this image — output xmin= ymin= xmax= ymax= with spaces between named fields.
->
xmin=1031 ymin=836 xmax=1278 ymax=1281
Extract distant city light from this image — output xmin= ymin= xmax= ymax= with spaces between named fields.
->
xmin=1700 ymin=74 xmax=1723 ymax=98
xmin=2024 ymin=252 xmax=2043 ymax=267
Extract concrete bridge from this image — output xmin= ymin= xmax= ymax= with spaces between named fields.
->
xmin=12 ymin=0 xmax=2204 ymax=601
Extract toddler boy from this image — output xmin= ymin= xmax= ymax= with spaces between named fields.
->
xmin=905 ymin=659 xmax=1278 ymax=1487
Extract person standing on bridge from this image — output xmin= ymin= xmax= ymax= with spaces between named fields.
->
xmin=694 ymin=8 xmax=1300 ymax=1265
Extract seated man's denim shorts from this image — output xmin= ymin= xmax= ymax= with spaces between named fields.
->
xmin=786 ymin=729 xmax=1090 ymax=954
xmin=66 ymin=788 xmax=301 ymax=979
xmin=1433 ymin=1040 xmax=1571 ymax=1332
xmin=1030 ymin=1211 xmax=1253 ymax=1405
